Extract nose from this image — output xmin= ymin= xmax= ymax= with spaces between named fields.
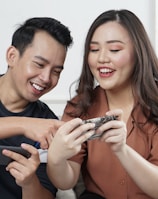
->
xmin=39 ymin=69 xmax=51 ymax=83
xmin=98 ymin=49 xmax=110 ymax=63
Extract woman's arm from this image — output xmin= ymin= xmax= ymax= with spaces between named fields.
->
xmin=47 ymin=118 xmax=95 ymax=189
xmin=115 ymin=145 xmax=158 ymax=198
xmin=98 ymin=109 xmax=158 ymax=198
xmin=47 ymin=158 xmax=81 ymax=190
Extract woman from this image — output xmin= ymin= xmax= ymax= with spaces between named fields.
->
xmin=47 ymin=9 xmax=158 ymax=199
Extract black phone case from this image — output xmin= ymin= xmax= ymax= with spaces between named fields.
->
xmin=0 ymin=145 xmax=31 ymax=165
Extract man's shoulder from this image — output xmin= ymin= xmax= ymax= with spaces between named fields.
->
xmin=31 ymin=100 xmax=58 ymax=119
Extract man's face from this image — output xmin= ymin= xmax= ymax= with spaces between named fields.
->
xmin=7 ymin=31 xmax=66 ymax=102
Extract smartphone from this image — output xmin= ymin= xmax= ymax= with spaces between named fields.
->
xmin=83 ymin=115 xmax=118 ymax=140
xmin=0 ymin=145 xmax=31 ymax=165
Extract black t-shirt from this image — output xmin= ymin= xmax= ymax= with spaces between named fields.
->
xmin=0 ymin=100 xmax=58 ymax=199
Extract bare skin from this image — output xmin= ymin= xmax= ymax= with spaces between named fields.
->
xmin=0 ymin=117 xmax=64 ymax=149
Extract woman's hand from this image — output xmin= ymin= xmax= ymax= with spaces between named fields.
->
xmin=49 ymin=118 xmax=95 ymax=163
xmin=96 ymin=109 xmax=127 ymax=152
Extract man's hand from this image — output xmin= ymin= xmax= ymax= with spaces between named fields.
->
xmin=22 ymin=118 xmax=64 ymax=149
xmin=2 ymin=143 xmax=40 ymax=187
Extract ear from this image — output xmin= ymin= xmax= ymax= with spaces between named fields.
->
xmin=6 ymin=46 xmax=19 ymax=67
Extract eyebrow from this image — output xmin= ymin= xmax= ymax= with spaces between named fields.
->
xmin=34 ymin=55 xmax=49 ymax=64
xmin=90 ymin=40 xmax=125 ymax=44
xmin=34 ymin=55 xmax=64 ymax=69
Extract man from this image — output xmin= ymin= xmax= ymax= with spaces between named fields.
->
xmin=0 ymin=17 xmax=72 ymax=199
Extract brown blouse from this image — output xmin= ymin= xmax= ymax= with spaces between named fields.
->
xmin=62 ymin=86 xmax=158 ymax=199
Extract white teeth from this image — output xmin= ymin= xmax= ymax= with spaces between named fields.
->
xmin=32 ymin=83 xmax=44 ymax=91
xmin=100 ymin=68 xmax=112 ymax=73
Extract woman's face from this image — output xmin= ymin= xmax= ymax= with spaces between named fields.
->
xmin=88 ymin=21 xmax=136 ymax=92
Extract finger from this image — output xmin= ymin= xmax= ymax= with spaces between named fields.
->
xmin=103 ymin=133 xmax=125 ymax=143
xmin=66 ymin=122 xmax=95 ymax=140
xmin=21 ymin=143 xmax=39 ymax=160
xmin=6 ymin=160 xmax=23 ymax=172
xmin=106 ymin=109 xmax=123 ymax=120
xmin=46 ymin=134 xmax=54 ymax=148
xmin=100 ymin=128 xmax=119 ymax=139
xmin=2 ymin=149 xmax=26 ymax=163
xmin=37 ymin=138 xmax=49 ymax=149
xmin=58 ymin=118 xmax=83 ymax=135
xmin=7 ymin=166 xmax=21 ymax=177
xmin=33 ymin=135 xmax=48 ymax=149
xmin=21 ymin=143 xmax=40 ymax=168
xmin=96 ymin=120 xmax=124 ymax=134
xmin=73 ymin=129 xmax=95 ymax=144
xmin=40 ymin=140 xmax=49 ymax=150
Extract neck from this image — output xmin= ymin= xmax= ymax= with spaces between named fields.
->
xmin=0 ymin=74 xmax=29 ymax=112
xmin=106 ymin=87 xmax=134 ymax=123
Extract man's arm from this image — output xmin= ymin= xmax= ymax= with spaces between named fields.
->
xmin=0 ymin=117 xmax=64 ymax=149
xmin=3 ymin=143 xmax=56 ymax=199
xmin=22 ymin=174 xmax=55 ymax=199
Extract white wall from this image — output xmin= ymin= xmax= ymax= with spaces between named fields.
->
xmin=0 ymin=0 xmax=156 ymax=116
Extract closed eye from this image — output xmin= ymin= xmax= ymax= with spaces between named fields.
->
xmin=89 ymin=49 xmax=99 ymax=52
xmin=110 ymin=49 xmax=120 ymax=52
xmin=52 ymin=66 xmax=63 ymax=76
xmin=52 ymin=70 xmax=62 ymax=75
xmin=33 ymin=61 xmax=44 ymax=68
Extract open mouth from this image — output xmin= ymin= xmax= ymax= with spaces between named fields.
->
xmin=99 ymin=68 xmax=113 ymax=74
xmin=32 ymin=83 xmax=45 ymax=91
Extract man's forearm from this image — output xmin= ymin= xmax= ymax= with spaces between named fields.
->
xmin=0 ymin=117 xmax=26 ymax=138
xmin=22 ymin=175 xmax=54 ymax=199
